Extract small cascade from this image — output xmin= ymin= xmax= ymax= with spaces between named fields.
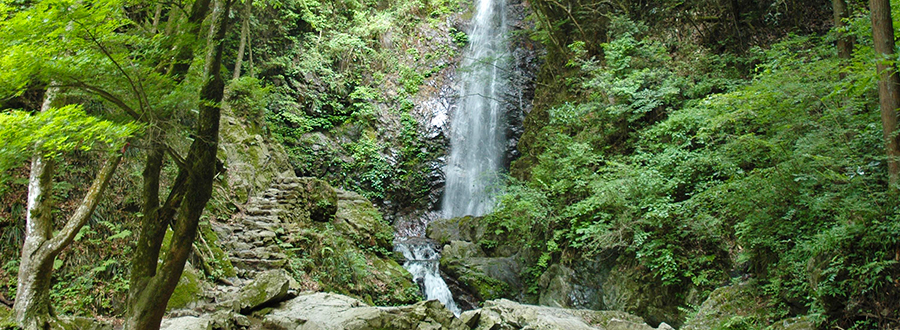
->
xmin=393 ymin=238 xmax=460 ymax=315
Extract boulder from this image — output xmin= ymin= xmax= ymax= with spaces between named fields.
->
xmin=334 ymin=190 xmax=392 ymax=251
xmin=261 ymin=292 xmax=468 ymax=330
xmin=681 ymin=282 xmax=763 ymax=330
xmin=167 ymin=263 xmax=206 ymax=311
xmin=768 ymin=316 xmax=815 ymax=330
xmin=234 ymin=269 xmax=292 ymax=314
xmin=467 ymin=299 xmax=664 ymax=330
xmin=217 ymin=113 xmax=293 ymax=204
xmin=282 ymin=177 xmax=338 ymax=223
xmin=159 ymin=316 xmax=210 ymax=330
xmin=538 ymin=263 xmax=603 ymax=310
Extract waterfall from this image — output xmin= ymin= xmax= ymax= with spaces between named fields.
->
xmin=394 ymin=0 xmax=511 ymax=316
xmin=442 ymin=0 xmax=509 ymax=218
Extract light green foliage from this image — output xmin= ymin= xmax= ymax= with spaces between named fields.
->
xmin=0 ymin=105 xmax=139 ymax=176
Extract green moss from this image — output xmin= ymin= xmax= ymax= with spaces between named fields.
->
xmin=199 ymin=222 xmax=237 ymax=278
xmin=0 ymin=307 xmax=16 ymax=329
xmin=459 ymin=273 xmax=511 ymax=301
xmin=166 ymin=266 xmax=203 ymax=311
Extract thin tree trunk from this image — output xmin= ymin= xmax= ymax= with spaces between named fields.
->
xmin=833 ymin=0 xmax=853 ymax=59
xmin=124 ymin=0 xmax=233 ymax=328
xmin=233 ymin=0 xmax=252 ymax=80
xmin=870 ymin=0 xmax=900 ymax=190
xmin=834 ymin=0 xmax=854 ymax=79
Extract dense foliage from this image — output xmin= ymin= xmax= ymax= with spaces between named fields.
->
xmin=253 ymin=0 xmax=464 ymax=207
xmin=492 ymin=3 xmax=900 ymax=328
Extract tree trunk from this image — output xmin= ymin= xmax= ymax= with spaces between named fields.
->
xmin=15 ymin=113 xmax=123 ymax=330
xmin=233 ymin=0 xmax=252 ymax=80
xmin=870 ymin=0 xmax=900 ymax=190
xmin=15 ymin=150 xmax=55 ymax=330
xmin=123 ymin=0 xmax=233 ymax=328
xmin=833 ymin=0 xmax=852 ymax=60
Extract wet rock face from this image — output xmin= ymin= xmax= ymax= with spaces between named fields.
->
xmin=501 ymin=0 xmax=542 ymax=167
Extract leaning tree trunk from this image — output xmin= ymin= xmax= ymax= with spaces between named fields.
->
xmin=870 ymin=0 xmax=900 ymax=190
xmin=15 ymin=89 xmax=123 ymax=329
xmin=123 ymin=0 xmax=233 ymax=328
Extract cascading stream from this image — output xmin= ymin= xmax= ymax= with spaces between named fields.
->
xmin=394 ymin=0 xmax=509 ymax=316
xmin=394 ymin=238 xmax=460 ymax=315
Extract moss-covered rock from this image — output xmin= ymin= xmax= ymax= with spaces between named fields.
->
xmin=234 ymin=269 xmax=292 ymax=314
xmin=199 ymin=221 xmax=236 ymax=278
xmin=334 ymin=190 xmax=392 ymax=252
xmin=216 ymin=112 xmax=293 ymax=205
xmin=681 ymin=282 xmax=766 ymax=330
xmin=167 ymin=264 xmax=204 ymax=311
xmin=55 ymin=316 xmax=112 ymax=330
xmin=440 ymin=241 xmax=520 ymax=301
xmin=768 ymin=316 xmax=815 ymax=330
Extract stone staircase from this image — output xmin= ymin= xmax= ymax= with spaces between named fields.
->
xmin=213 ymin=176 xmax=337 ymax=279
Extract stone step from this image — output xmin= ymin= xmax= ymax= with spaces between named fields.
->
xmin=245 ymin=207 xmax=276 ymax=216
xmin=229 ymin=257 xmax=287 ymax=271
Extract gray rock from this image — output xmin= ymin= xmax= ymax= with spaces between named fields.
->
xmin=234 ymin=269 xmax=292 ymax=314
xmin=469 ymin=299 xmax=661 ymax=330
xmin=159 ymin=316 xmax=210 ymax=330
xmin=261 ymin=292 xmax=467 ymax=330
xmin=768 ymin=316 xmax=815 ymax=330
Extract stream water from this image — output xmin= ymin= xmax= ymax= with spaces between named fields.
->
xmin=394 ymin=0 xmax=510 ymax=316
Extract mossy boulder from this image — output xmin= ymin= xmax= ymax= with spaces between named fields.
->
xmin=55 ymin=316 xmax=112 ymax=330
xmin=370 ymin=258 xmax=420 ymax=305
xmin=280 ymin=177 xmax=338 ymax=223
xmin=681 ymin=282 xmax=766 ymax=330
xmin=334 ymin=190 xmax=393 ymax=252
xmin=167 ymin=264 xmax=204 ymax=311
xmin=768 ymin=316 xmax=815 ymax=330
xmin=440 ymin=241 xmax=519 ymax=301
xmin=427 ymin=216 xmax=484 ymax=246
xmin=234 ymin=269 xmax=292 ymax=314
xmin=297 ymin=178 xmax=338 ymax=222
xmin=217 ymin=113 xmax=293 ymax=204
xmin=199 ymin=221 xmax=236 ymax=278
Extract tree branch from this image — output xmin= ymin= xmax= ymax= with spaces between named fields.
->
xmin=58 ymin=81 xmax=142 ymax=121
xmin=46 ymin=151 xmax=123 ymax=256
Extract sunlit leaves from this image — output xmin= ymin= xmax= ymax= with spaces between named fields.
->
xmin=0 ymin=104 xmax=140 ymax=174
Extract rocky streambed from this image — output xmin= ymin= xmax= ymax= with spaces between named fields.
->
xmin=158 ymin=285 xmax=675 ymax=330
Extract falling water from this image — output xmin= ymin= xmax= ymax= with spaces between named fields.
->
xmin=394 ymin=0 xmax=509 ymax=316
xmin=442 ymin=0 xmax=509 ymax=218
xmin=394 ymin=238 xmax=460 ymax=315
